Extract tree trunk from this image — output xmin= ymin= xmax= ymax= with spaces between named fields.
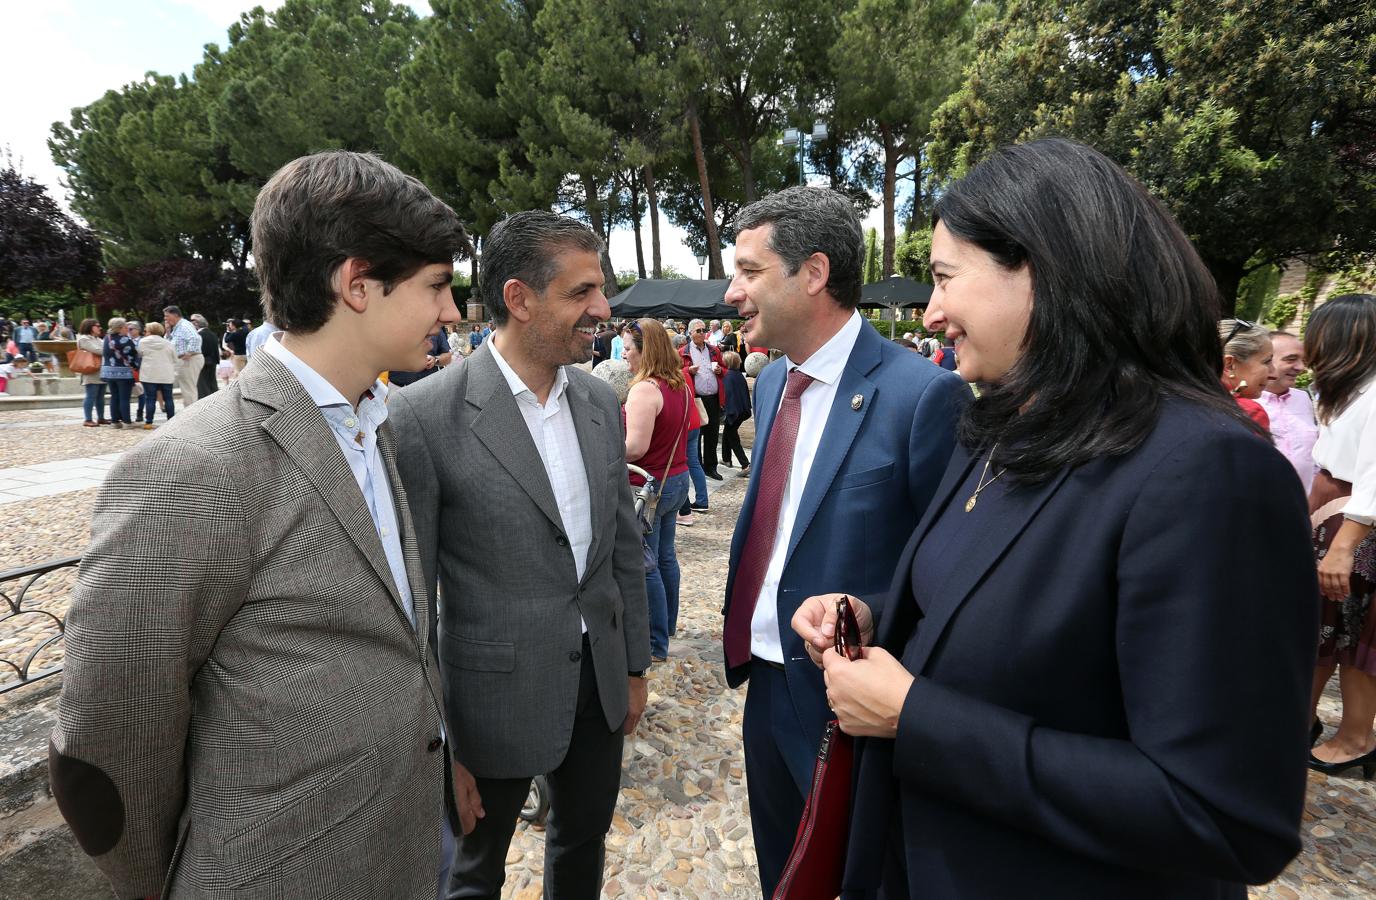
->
xmin=581 ymin=174 xmax=619 ymax=297
xmin=741 ymin=150 xmax=756 ymax=204
xmin=644 ymin=163 xmax=663 ymax=279
xmin=881 ymin=124 xmax=898 ymax=278
xmin=1208 ymin=258 xmax=1246 ymax=317
xmin=688 ymin=105 xmax=725 ymax=279
xmin=630 ymin=176 xmax=646 ymax=280
xmin=908 ymin=148 xmax=923 ymax=236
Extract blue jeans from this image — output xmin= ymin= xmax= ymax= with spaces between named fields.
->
xmin=82 ymin=383 xmax=106 ymax=422
xmin=680 ymin=427 xmax=707 ymax=512
xmin=107 ymin=379 xmax=133 ymax=424
xmin=647 ymin=471 xmax=689 ymax=659
xmin=142 ymin=383 xmax=174 ymax=422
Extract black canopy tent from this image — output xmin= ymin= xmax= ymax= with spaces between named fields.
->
xmin=858 ymin=276 xmax=933 ymax=338
xmin=609 ymin=278 xmax=736 ymax=321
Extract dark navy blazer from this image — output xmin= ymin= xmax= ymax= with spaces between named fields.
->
xmin=722 ymin=322 xmax=968 ymax=758
xmin=844 ymin=398 xmax=1318 ymax=898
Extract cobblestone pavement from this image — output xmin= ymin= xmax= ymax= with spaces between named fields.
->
xmin=3 ymin=417 xmax=1375 ymax=897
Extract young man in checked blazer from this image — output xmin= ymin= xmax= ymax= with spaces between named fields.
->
xmin=50 ymin=151 xmax=468 ymax=899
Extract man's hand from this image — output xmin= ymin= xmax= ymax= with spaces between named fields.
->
xmin=822 ymin=647 xmax=914 ymax=738
xmin=423 ymin=354 xmax=436 ymax=370
xmin=687 ymin=364 xmax=699 ymax=375
xmin=792 ymin=593 xmax=874 ymax=668
xmin=624 ymin=677 xmax=648 ymax=734
xmin=451 ymin=760 xmax=485 ymax=835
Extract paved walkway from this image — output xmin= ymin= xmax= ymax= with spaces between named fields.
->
xmin=0 ymin=419 xmax=738 ymax=509
xmin=0 ymin=454 xmax=125 ymax=505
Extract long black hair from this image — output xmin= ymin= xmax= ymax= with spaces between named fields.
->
xmin=934 ymin=138 xmax=1254 ymax=483
xmin=1307 ymin=294 xmax=1376 ymax=425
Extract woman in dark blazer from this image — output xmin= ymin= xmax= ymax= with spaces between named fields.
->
xmin=793 ymin=139 xmax=1318 ymax=898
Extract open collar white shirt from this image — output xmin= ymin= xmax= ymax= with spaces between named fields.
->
xmin=750 ymin=310 xmax=865 ymax=662
xmin=489 ymin=340 xmax=593 ymax=633
xmin=263 ymin=335 xmax=415 ymax=628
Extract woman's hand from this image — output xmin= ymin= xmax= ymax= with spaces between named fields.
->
xmin=1319 ymin=544 xmax=1354 ymax=600
xmin=792 ymin=593 xmax=873 ymax=668
xmin=821 ymin=646 xmax=914 ymax=738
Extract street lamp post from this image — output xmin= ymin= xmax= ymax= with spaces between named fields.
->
xmin=779 ymin=119 xmax=829 ymax=186
xmin=696 ymin=254 xmax=707 ymax=280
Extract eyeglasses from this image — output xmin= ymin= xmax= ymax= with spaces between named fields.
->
xmin=693 ymin=327 xmax=706 ymax=333
xmin=1222 ymin=318 xmax=1256 ymax=346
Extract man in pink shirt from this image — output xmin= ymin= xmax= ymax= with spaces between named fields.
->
xmin=1257 ymin=330 xmax=1318 ymax=495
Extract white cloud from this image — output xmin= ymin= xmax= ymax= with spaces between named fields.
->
xmin=0 ymin=2 xmax=148 ymax=210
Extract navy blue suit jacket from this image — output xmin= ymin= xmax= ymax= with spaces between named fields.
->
xmin=722 ymin=322 xmax=968 ymax=757
xmin=845 ymin=398 xmax=1318 ymax=898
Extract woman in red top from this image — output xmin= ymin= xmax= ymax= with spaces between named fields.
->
xmin=1219 ymin=318 xmax=1275 ymax=431
xmin=623 ymin=318 xmax=693 ymax=662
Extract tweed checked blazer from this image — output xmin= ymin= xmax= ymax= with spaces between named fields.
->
xmin=389 ymin=342 xmax=651 ymax=778
xmin=50 ymin=352 xmax=449 ymax=899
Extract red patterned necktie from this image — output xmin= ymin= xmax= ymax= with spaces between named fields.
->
xmin=725 ymin=368 xmax=814 ymax=667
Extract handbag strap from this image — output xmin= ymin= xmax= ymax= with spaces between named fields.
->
xmin=657 ymin=382 xmax=692 ymax=489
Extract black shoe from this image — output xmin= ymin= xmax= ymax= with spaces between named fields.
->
xmin=690 ymin=501 xmax=709 ymax=512
xmin=1311 ymin=718 xmax=1324 ymax=747
xmin=1308 ymin=746 xmax=1376 ymax=779
xmin=706 ymin=470 xmax=723 ymax=481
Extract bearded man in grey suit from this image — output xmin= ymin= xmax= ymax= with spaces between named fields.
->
xmin=50 ymin=151 xmax=467 ymax=898
xmin=390 ymin=211 xmax=651 ymax=899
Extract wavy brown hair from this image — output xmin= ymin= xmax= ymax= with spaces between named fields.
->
xmin=623 ymin=318 xmax=686 ymax=391
xmin=1306 ymin=294 xmax=1376 ymax=425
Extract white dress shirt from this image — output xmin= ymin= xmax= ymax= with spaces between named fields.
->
xmin=689 ymin=341 xmax=719 ymax=396
xmin=750 ymin=311 xmax=865 ymax=662
xmin=264 ymin=336 xmax=415 ymax=627
xmin=1313 ymin=379 xmax=1376 ymax=524
xmin=490 ymin=340 xmax=593 ymax=632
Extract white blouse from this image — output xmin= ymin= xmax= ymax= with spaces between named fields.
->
xmin=1313 ymin=380 xmax=1376 ymax=524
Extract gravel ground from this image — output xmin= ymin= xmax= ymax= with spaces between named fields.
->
xmin=1 ymin=412 xmax=1373 ymax=897
xmin=0 ymin=409 xmax=155 ymax=470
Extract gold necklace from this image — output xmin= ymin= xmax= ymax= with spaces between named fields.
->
xmin=965 ymin=445 xmax=1005 ymax=512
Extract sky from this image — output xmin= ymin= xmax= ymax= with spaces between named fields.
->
xmin=1 ymin=0 xmax=887 ymax=281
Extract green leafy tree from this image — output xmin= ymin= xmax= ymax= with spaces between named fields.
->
xmin=0 ymin=161 xmax=103 ymax=301
xmin=863 ymin=228 xmax=881 ymax=283
xmin=202 ymin=0 xmax=420 ymax=213
xmin=930 ymin=0 xmax=1376 ymax=312
xmin=832 ymin=0 xmax=978 ymax=276
xmin=387 ymin=0 xmax=550 ymax=284
xmin=895 ymin=225 xmax=934 ymax=284
xmin=50 ymin=73 xmax=245 ymax=268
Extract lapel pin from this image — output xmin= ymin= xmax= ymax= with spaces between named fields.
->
xmin=851 ymin=394 xmax=863 ymax=410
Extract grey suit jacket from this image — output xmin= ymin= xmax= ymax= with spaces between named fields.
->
xmin=50 ymin=352 xmax=448 ymax=899
xmin=389 ymin=342 xmax=651 ymax=779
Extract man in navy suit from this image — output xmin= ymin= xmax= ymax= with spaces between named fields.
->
xmin=721 ymin=186 xmax=968 ymax=897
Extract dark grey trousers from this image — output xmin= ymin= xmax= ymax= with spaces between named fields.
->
xmin=444 ymin=641 xmax=624 ymax=899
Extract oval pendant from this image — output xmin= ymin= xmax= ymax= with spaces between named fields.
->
xmin=965 ymin=495 xmax=977 ymax=513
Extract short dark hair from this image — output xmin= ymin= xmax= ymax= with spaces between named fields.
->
xmin=734 ymin=186 xmax=864 ymax=308
xmin=479 ymin=211 xmax=604 ymax=327
xmin=163 ymin=306 xmax=182 ymax=318
xmin=251 ymin=150 xmax=471 ymax=334
xmin=935 ymin=138 xmax=1253 ymax=483
xmin=77 ymin=318 xmax=99 ymax=336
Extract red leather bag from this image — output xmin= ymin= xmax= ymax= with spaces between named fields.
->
xmin=772 ymin=598 xmax=864 ymax=900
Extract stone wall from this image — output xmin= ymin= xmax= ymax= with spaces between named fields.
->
xmin=0 ymin=679 xmax=109 ymax=898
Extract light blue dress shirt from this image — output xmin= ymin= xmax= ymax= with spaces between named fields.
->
xmin=245 ymin=321 xmax=280 ymax=358
xmin=263 ymin=335 xmax=415 ymax=628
